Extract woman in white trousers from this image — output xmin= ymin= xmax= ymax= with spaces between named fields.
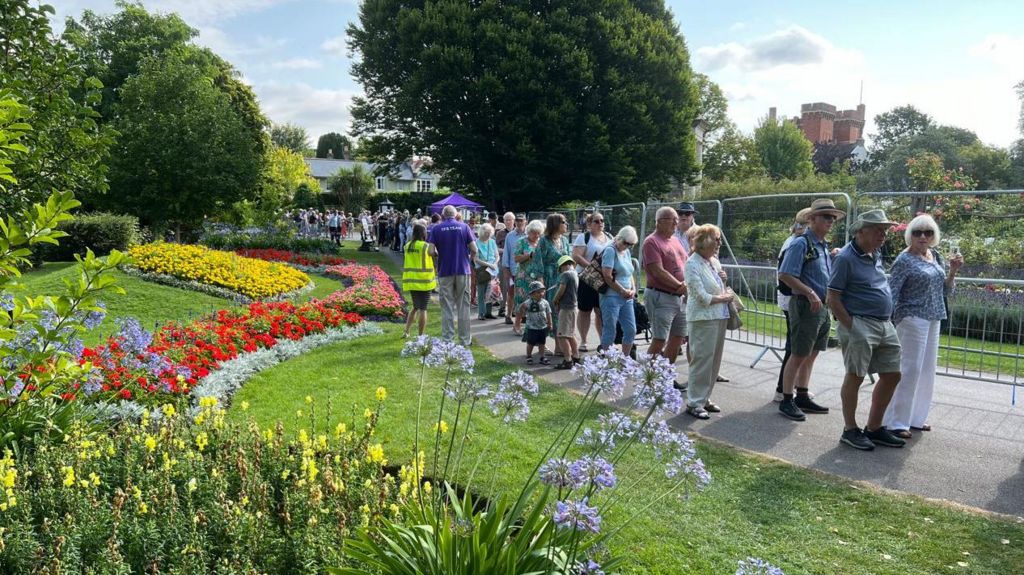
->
xmin=883 ymin=214 xmax=963 ymax=438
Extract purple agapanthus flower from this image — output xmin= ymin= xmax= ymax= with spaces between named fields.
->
xmin=401 ymin=335 xmax=436 ymax=362
xmin=569 ymin=456 xmax=616 ymax=491
xmin=574 ymin=559 xmax=605 ymax=575
xmin=488 ymin=390 xmax=529 ymax=423
xmin=81 ymin=302 xmax=106 ymax=330
xmin=629 ymin=353 xmax=683 ymax=415
xmin=553 ymin=498 xmax=601 ymax=533
xmin=116 ymin=318 xmax=152 ymax=355
xmin=499 ymin=370 xmax=538 ymax=396
xmin=0 ymin=292 xmax=14 ymax=312
xmin=444 ymin=377 xmax=490 ymax=401
xmin=735 ymin=557 xmax=785 ymax=575
xmin=572 ymin=350 xmax=630 ymax=398
xmin=425 ymin=340 xmax=475 ymax=373
xmin=539 ymin=458 xmax=580 ymax=489
xmin=577 ymin=413 xmax=640 ymax=453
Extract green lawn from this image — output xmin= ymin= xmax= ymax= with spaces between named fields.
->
xmin=234 ymin=250 xmax=1024 ymax=575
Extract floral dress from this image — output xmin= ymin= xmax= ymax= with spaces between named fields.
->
xmin=513 ymin=237 xmax=539 ymax=309
xmin=531 ymin=234 xmax=572 ymax=305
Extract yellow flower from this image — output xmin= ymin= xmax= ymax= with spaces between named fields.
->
xmin=62 ymin=466 xmax=76 ymax=488
xmin=89 ymin=472 xmax=100 ymax=487
xmin=305 ymin=395 xmax=313 ymax=404
xmin=434 ymin=421 xmax=449 ymax=434
xmin=375 ymin=386 xmax=387 ymax=401
xmin=240 ymin=401 xmax=250 ymax=411
xmin=334 ymin=422 xmax=347 ymax=438
xmin=144 ymin=435 xmax=158 ymax=452
xmin=161 ymin=404 xmax=176 ymax=418
xmin=138 ymin=502 xmax=149 ymax=515
xmin=366 ymin=444 xmax=386 ymax=466
xmin=195 ymin=432 xmax=208 ymax=452
xmin=363 ymin=408 xmax=373 ymax=419
xmin=198 ymin=396 xmax=218 ymax=409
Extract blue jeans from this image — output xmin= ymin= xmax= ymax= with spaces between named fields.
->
xmin=600 ymin=291 xmax=635 ymax=348
xmin=477 ymin=282 xmax=492 ymax=317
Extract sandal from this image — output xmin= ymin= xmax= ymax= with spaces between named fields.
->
xmin=539 ymin=357 xmax=551 ymax=366
xmin=686 ymin=406 xmax=710 ymax=420
xmin=579 ymin=343 xmax=589 ymax=352
xmin=526 ymin=356 xmax=534 ymax=364
xmin=910 ymin=423 xmax=931 ymax=431
xmin=555 ymin=360 xmax=573 ymax=370
xmin=704 ymin=402 xmax=721 ymax=413
xmin=572 ymin=357 xmax=582 ymax=365
xmin=892 ymin=429 xmax=913 ymax=439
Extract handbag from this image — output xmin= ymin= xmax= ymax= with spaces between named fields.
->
xmin=726 ymin=289 xmax=744 ymax=330
xmin=579 ymin=248 xmax=613 ymax=294
xmin=475 ymin=265 xmax=493 ymax=284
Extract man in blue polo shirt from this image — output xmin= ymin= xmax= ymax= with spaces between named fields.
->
xmin=828 ymin=209 xmax=905 ymax=451
xmin=428 ymin=205 xmax=478 ymax=346
xmin=777 ymin=198 xmax=842 ymax=421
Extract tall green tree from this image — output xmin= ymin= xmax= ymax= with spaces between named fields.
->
xmin=694 ymin=73 xmax=730 ymax=150
xmin=868 ymin=105 xmax=933 ymax=168
xmin=753 ymin=117 xmax=813 ymax=180
xmin=270 ymin=123 xmax=310 ymax=153
xmin=347 ymin=0 xmax=699 ymax=210
xmin=702 ymin=125 xmax=763 ymax=181
xmin=0 ymin=0 xmax=114 ymax=211
xmin=105 ymin=50 xmax=264 ymax=237
xmin=1012 ymin=80 xmax=1024 ymax=187
xmin=316 ymin=132 xmax=352 ymax=159
xmin=327 ymin=165 xmax=374 ymax=212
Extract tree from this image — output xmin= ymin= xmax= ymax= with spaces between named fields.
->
xmin=702 ymin=125 xmax=763 ymax=181
xmin=270 ymin=123 xmax=310 ymax=153
xmin=0 ymin=0 xmax=115 ymax=211
xmin=753 ymin=117 xmax=813 ymax=180
xmin=694 ymin=73 xmax=730 ymax=149
xmin=316 ymin=132 xmax=352 ymax=159
xmin=347 ymin=0 xmax=699 ymax=210
xmin=869 ymin=105 xmax=933 ymax=168
xmin=105 ymin=50 xmax=264 ymax=237
xmin=958 ymin=142 xmax=1012 ymax=189
xmin=327 ymin=165 xmax=374 ymax=212
xmin=258 ymin=145 xmax=319 ymax=216
xmin=292 ymin=182 xmax=323 ymax=210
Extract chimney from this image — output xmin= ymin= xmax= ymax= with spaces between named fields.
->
xmin=769 ymin=107 xmax=777 ymax=121
xmin=326 ymin=148 xmax=334 ymax=159
xmin=856 ymin=103 xmax=866 ymax=121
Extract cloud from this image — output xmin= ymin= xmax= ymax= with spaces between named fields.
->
xmin=728 ymin=22 xmax=746 ymax=32
xmin=196 ymin=26 xmax=288 ymax=61
xmin=321 ymin=35 xmax=349 ymax=57
xmin=968 ymin=33 xmax=1024 ymax=69
xmin=147 ymin=0 xmax=294 ymax=24
xmin=272 ymin=58 xmax=323 ymax=70
xmin=696 ymin=25 xmax=829 ymax=72
xmin=256 ymin=81 xmax=358 ymax=139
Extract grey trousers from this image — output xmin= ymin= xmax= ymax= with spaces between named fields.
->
xmin=686 ymin=318 xmax=728 ymax=408
xmin=438 ymin=274 xmax=472 ymax=346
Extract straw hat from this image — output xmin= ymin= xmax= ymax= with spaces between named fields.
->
xmin=807 ymin=198 xmax=845 ymax=219
xmin=795 ymin=207 xmax=813 ymax=224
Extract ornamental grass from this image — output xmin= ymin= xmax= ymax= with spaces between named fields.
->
xmin=127 ymin=243 xmax=310 ymax=300
xmin=0 ymin=395 xmax=401 ymax=573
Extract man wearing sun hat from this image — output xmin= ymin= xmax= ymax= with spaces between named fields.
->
xmin=827 ymin=209 xmax=906 ymax=451
xmin=773 ymin=206 xmax=813 ymax=402
xmin=777 ymin=198 xmax=844 ymax=422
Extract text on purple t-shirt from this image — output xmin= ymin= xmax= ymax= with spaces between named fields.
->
xmin=428 ymin=218 xmax=477 ymax=277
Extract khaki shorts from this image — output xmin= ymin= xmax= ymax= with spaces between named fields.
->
xmin=836 ymin=316 xmax=902 ymax=377
xmin=645 ymin=289 xmax=687 ymax=340
xmin=557 ymin=308 xmax=578 ymax=338
xmin=789 ymin=296 xmax=830 ymax=356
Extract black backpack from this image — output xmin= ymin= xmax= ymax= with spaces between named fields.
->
xmin=776 ymin=235 xmax=818 ymax=296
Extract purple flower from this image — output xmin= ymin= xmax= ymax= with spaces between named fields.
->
xmin=444 ymin=377 xmax=490 ymax=401
xmin=574 ymin=559 xmax=605 ymax=575
xmin=539 ymin=458 xmax=580 ymax=489
xmin=577 ymin=413 xmax=640 ymax=453
xmin=572 ymin=350 xmax=629 ymax=398
xmin=39 ymin=310 xmax=58 ymax=330
xmin=569 ymin=456 xmax=616 ymax=491
xmin=116 ymin=318 xmax=152 ymax=355
xmin=553 ymin=498 xmax=601 ymax=533
xmin=736 ymin=557 xmax=785 ymax=575
xmin=0 ymin=292 xmax=14 ymax=312
xmin=488 ymin=390 xmax=529 ymax=423
xmin=81 ymin=302 xmax=106 ymax=330
xmin=629 ymin=353 xmax=683 ymax=415
xmin=425 ymin=340 xmax=475 ymax=373
xmin=499 ymin=370 xmax=538 ymax=396
xmin=401 ymin=335 xmax=436 ymax=362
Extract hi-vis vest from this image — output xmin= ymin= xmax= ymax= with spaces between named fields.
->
xmin=402 ymin=240 xmax=437 ymax=292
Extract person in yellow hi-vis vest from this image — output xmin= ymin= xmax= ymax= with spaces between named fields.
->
xmin=402 ymin=222 xmax=437 ymax=338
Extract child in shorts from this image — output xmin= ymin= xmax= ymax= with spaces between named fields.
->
xmin=516 ymin=281 xmax=553 ymax=365
xmin=552 ymin=255 xmax=580 ymax=369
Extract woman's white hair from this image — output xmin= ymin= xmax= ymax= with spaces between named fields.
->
xmin=478 ymin=223 xmax=495 ymax=240
xmin=615 ymin=225 xmax=638 ymax=245
xmin=905 ymin=214 xmax=941 ymax=248
xmin=526 ymin=219 xmax=545 ymax=235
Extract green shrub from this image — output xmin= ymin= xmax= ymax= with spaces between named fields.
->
xmin=201 ymin=231 xmax=340 ymax=254
xmin=40 ymin=212 xmax=141 ymax=261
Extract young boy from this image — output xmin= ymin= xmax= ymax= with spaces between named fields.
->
xmin=516 ymin=281 xmax=553 ymax=365
xmin=552 ymin=255 xmax=580 ymax=369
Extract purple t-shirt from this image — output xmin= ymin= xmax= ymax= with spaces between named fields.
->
xmin=427 ymin=217 xmax=476 ymax=277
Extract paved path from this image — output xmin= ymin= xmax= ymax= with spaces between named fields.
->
xmin=383 ymin=251 xmax=1024 ymax=517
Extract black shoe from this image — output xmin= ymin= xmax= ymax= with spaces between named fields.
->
xmin=484 ymin=314 xmax=497 ymax=319
xmin=778 ymin=400 xmax=806 ymax=421
xmin=673 ymin=380 xmax=688 ymax=392
xmin=840 ymin=427 xmax=875 ymax=451
xmin=795 ymin=396 xmax=829 ymax=414
xmin=497 ymin=308 xmax=506 ymax=317
xmin=504 ymin=316 xmax=513 ymax=325
xmin=864 ymin=426 xmax=906 ymax=448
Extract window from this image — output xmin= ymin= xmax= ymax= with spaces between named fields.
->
xmin=375 ymin=177 xmax=386 ymax=191
xmin=416 ymin=179 xmax=433 ymax=193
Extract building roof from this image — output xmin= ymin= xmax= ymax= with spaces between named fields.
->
xmin=812 ymin=140 xmax=868 ymax=173
xmin=303 ymin=157 xmax=439 ymax=181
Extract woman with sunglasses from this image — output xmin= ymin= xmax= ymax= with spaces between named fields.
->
xmin=883 ymin=214 xmax=963 ymax=438
xmin=531 ymin=213 xmax=573 ymax=336
xmin=598 ymin=226 xmax=639 ymax=357
xmin=572 ymin=212 xmax=611 ymax=352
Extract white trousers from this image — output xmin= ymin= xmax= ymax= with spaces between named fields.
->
xmin=883 ymin=316 xmax=940 ymax=431
xmin=438 ymin=275 xmax=472 ymax=346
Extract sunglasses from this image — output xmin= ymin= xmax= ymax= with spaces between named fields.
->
xmin=821 ymin=215 xmax=838 ymax=222
xmin=911 ymin=229 xmax=935 ymax=237
xmin=592 ymin=219 xmax=604 ymax=224
xmin=622 ymin=240 xmax=635 ymax=247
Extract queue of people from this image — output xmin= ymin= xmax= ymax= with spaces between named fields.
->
xmin=401 ymin=198 xmax=964 ymax=452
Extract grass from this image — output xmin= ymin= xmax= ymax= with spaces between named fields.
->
xmin=234 ymin=249 xmax=1024 ymax=575
xmin=735 ymin=295 xmax=1024 ymax=381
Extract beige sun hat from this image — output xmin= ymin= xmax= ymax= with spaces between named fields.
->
xmin=807 ymin=198 xmax=846 ymax=220
xmin=795 ymin=207 xmax=813 ymax=224
xmin=849 ymin=209 xmax=898 ymax=233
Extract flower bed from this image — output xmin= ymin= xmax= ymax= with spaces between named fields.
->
xmin=126 ymin=243 xmax=311 ymax=301
xmin=234 ymin=248 xmax=353 ymax=272
xmin=68 ymin=298 xmax=365 ymax=406
xmin=323 ymin=263 xmax=405 ymax=321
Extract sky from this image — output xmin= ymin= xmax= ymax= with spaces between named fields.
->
xmin=49 ymin=0 xmax=1024 ymax=149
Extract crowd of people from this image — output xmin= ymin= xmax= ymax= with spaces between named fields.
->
xmin=400 ymin=198 xmax=964 ymax=452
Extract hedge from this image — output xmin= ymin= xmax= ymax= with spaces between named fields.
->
xmin=40 ymin=212 xmax=141 ymax=261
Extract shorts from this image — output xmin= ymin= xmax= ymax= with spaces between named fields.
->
xmin=789 ymin=296 xmax=830 ymax=356
xmin=557 ymin=308 xmax=578 ymax=338
xmin=524 ymin=328 xmax=548 ymax=346
xmin=837 ymin=316 xmax=902 ymax=377
xmin=645 ymin=289 xmax=687 ymax=340
xmin=410 ymin=290 xmax=431 ymax=311
xmin=577 ymin=282 xmax=600 ymax=312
